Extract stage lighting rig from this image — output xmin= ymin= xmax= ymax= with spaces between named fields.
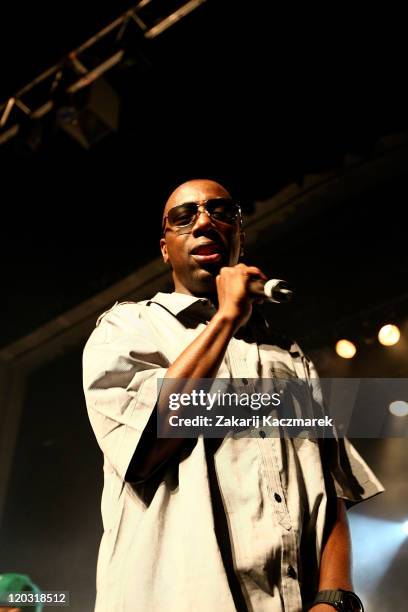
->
xmin=0 ymin=0 xmax=208 ymax=149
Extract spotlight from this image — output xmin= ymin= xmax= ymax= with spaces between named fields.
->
xmin=389 ymin=401 xmax=408 ymax=417
xmin=378 ymin=324 xmax=400 ymax=346
xmin=335 ymin=339 xmax=357 ymax=359
xmin=402 ymin=521 xmax=408 ymax=536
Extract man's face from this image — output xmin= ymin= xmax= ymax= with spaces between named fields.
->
xmin=160 ymin=180 xmax=244 ymax=296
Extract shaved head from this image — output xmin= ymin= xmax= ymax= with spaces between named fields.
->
xmin=162 ymin=179 xmax=231 ymax=222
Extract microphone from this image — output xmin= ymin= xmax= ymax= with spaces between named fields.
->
xmin=248 ymin=278 xmax=293 ymax=303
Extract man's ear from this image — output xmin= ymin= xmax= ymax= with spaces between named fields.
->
xmin=160 ymin=237 xmax=170 ymax=265
xmin=239 ymin=231 xmax=245 ymax=259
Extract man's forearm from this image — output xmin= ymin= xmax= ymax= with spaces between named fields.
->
xmin=309 ymin=498 xmax=353 ymax=611
xmin=318 ymin=498 xmax=353 ymax=590
xmin=163 ymin=310 xmax=237 ymax=381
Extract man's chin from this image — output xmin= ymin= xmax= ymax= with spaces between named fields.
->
xmin=199 ymin=260 xmax=223 ymax=274
xmin=188 ymin=267 xmax=218 ymax=296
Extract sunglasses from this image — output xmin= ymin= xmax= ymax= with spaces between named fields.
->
xmin=162 ymin=198 xmax=242 ymax=234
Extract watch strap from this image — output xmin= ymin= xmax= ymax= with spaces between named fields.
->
xmin=310 ymin=589 xmax=343 ymax=609
xmin=308 ymin=589 xmax=364 ymax=611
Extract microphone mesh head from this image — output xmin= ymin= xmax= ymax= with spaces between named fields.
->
xmin=263 ymin=279 xmax=283 ymax=298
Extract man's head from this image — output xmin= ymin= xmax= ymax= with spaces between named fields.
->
xmin=160 ymin=179 xmax=244 ymax=297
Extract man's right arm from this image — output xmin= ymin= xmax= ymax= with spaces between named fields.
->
xmin=134 ymin=263 xmax=266 ymax=482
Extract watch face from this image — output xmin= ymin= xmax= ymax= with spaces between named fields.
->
xmin=344 ymin=591 xmax=364 ymax=612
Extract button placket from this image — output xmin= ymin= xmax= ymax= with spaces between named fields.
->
xmin=226 ymin=338 xmax=250 ymax=378
xmin=280 ymin=528 xmax=302 ymax=610
xmin=258 ymin=439 xmax=292 ymax=531
xmin=225 ymin=340 xmax=258 ymax=419
xmin=256 ymin=438 xmax=303 ymax=610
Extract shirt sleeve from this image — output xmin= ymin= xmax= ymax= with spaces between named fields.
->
xmin=82 ymin=302 xmax=169 ymax=485
xmin=320 ymin=436 xmax=385 ymax=506
xmin=299 ymin=347 xmax=385 ymax=506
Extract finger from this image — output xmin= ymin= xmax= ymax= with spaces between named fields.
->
xmin=238 ymin=265 xmax=267 ymax=279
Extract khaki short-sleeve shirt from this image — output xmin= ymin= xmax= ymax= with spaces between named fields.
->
xmin=83 ymin=292 xmax=384 ymax=612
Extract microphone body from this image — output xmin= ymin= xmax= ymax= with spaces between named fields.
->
xmin=248 ymin=278 xmax=293 ymax=303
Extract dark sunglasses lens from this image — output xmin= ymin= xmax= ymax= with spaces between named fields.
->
xmin=168 ymin=203 xmax=197 ymax=227
xmin=206 ymin=199 xmax=238 ymax=223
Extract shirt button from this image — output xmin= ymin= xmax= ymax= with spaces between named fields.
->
xmin=274 ymin=493 xmax=282 ymax=503
xmin=287 ymin=565 xmax=297 ymax=579
xmin=259 ymin=430 xmax=266 ymax=438
xmin=242 ymin=378 xmax=248 ymax=385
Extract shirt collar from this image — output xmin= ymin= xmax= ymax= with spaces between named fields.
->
xmin=150 ymin=292 xmax=215 ymax=316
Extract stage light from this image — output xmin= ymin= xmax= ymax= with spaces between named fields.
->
xmin=389 ymin=401 xmax=408 ymax=417
xmin=349 ymin=513 xmax=408 ymax=598
xmin=335 ymin=339 xmax=357 ymax=359
xmin=403 ymin=521 xmax=408 ymax=535
xmin=378 ymin=324 xmax=400 ymax=346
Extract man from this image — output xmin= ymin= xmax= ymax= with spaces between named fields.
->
xmin=83 ymin=179 xmax=383 ymax=612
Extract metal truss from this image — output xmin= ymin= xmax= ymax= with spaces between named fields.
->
xmin=0 ymin=0 xmax=207 ymax=147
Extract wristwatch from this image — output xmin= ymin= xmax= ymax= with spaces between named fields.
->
xmin=308 ymin=589 xmax=364 ymax=611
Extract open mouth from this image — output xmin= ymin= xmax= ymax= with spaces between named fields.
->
xmin=190 ymin=242 xmax=224 ymax=263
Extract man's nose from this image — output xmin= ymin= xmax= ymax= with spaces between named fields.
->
xmin=191 ymin=205 xmax=214 ymax=232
